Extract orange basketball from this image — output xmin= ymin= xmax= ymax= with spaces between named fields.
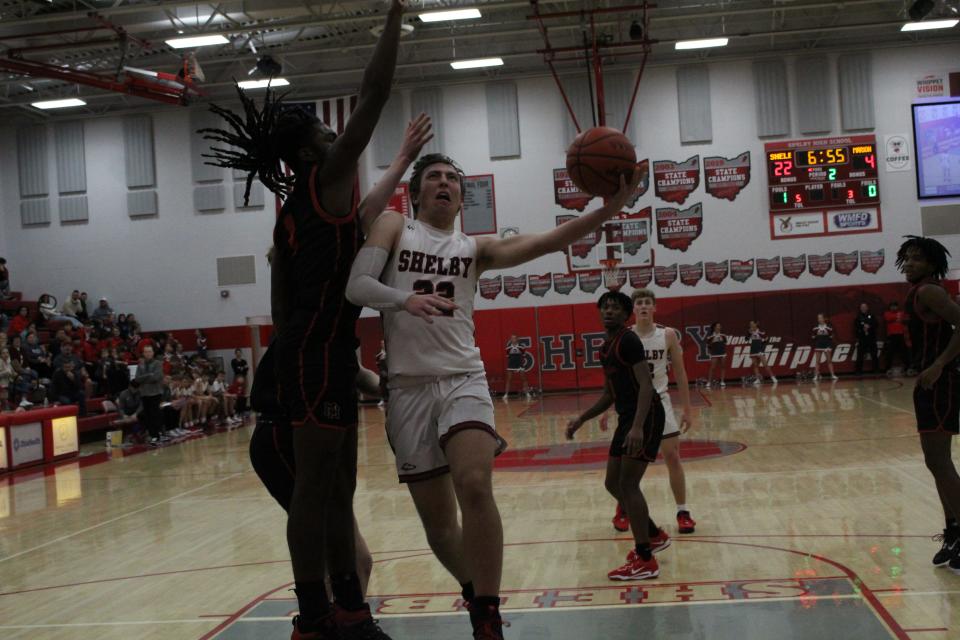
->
xmin=565 ymin=126 xmax=637 ymax=197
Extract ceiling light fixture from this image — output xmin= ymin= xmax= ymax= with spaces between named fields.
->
xmin=901 ymin=19 xmax=959 ymax=31
xmin=420 ymin=9 xmax=482 ymax=23
xmin=165 ymin=34 xmax=229 ymax=49
xmin=32 ymin=98 xmax=86 ymax=109
xmin=675 ymin=37 xmax=729 ymax=50
xmin=237 ymin=78 xmax=290 ymax=90
xmin=450 ymin=57 xmax=503 ymax=70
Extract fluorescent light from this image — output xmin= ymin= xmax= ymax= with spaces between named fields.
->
xmin=450 ymin=57 xmax=503 ymax=70
xmin=165 ymin=34 xmax=229 ymax=49
xmin=237 ymin=78 xmax=290 ymax=90
xmin=31 ymin=98 xmax=86 ymax=109
xmin=675 ymin=37 xmax=729 ymax=50
xmin=901 ymin=19 xmax=959 ymax=31
xmin=419 ymin=9 xmax=481 ymax=23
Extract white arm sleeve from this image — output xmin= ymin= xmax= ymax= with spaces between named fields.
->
xmin=346 ymin=246 xmax=411 ymax=311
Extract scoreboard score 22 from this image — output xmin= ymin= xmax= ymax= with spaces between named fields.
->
xmin=765 ymin=135 xmax=882 ymax=240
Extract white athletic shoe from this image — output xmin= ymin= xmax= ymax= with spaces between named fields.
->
xmin=719 ymin=381 xmax=726 ymax=388
xmin=830 ymin=375 xmax=839 ymax=381
xmin=771 ymin=377 xmax=778 ymax=384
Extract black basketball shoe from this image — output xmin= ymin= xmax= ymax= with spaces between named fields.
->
xmin=933 ymin=527 xmax=959 ymax=567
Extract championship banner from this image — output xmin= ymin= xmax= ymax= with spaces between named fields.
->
xmin=654 ymin=264 xmax=678 ymax=288
xmin=705 ymin=260 xmax=729 ymax=284
xmin=704 ymin=151 xmax=751 ymax=201
xmin=553 ymin=168 xmax=594 ymax=212
xmin=834 ymin=251 xmax=859 ymax=275
xmin=730 ymin=259 xmax=754 ymax=283
xmin=558 ymin=214 xmax=602 ymax=267
xmin=756 ymin=257 xmax=781 ymax=281
xmin=623 ymin=159 xmax=651 ymax=209
xmin=628 ymin=266 xmax=652 ymax=288
xmin=656 ymin=203 xmax=703 ymax=251
xmin=503 ymin=275 xmax=528 ymax=298
xmin=610 ymin=207 xmax=651 ymax=259
xmin=679 ymin=262 xmax=704 ymax=287
xmin=579 ymin=270 xmax=602 ymax=293
xmin=860 ymin=249 xmax=885 ymax=274
xmin=387 ymin=182 xmax=411 ymax=216
xmin=654 ymin=155 xmax=700 ymax=204
xmin=528 ymin=273 xmax=552 ymax=297
xmin=781 ymin=255 xmax=806 ymax=279
xmin=553 ymin=273 xmax=577 ymax=295
xmin=808 ymin=253 xmax=833 ymax=277
xmin=479 ymin=276 xmax=502 ymax=300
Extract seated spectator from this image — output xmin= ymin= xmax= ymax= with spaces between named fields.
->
xmin=227 ymin=374 xmax=247 ymax=415
xmin=8 ymin=334 xmax=25 ymax=374
xmin=23 ymin=333 xmax=52 ymax=379
xmin=114 ymin=379 xmax=142 ymax=428
xmin=190 ymin=373 xmax=217 ymax=426
xmin=7 ymin=305 xmax=30 ymax=337
xmin=211 ymin=370 xmax=241 ymax=426
xmin=82 ymin=332 xmax=100 ymax=369
xmin=116 ymin=313 xmax=130 ymax=338
xmin=0 ymin=348 xmax=15 ymax=390
xmin=53 ymin=342 xmax=84 ymax=373
xmin=52 ymin=360 xmax=86 ymax=416
xmin=14 ymin=371 xmax=44 ymax=407
xmin=40 ymin=293 xmax=82 ymax=329
xmin=77 ymin=292 xmax=89 ymax=323
xmin=91 ymin=298 xmax=114 ymax=324
xmin=0 ymin=257 xmax=10 ymax=300
xmin=61 ymin=290 xmax=82 ymax=318
xmin=127 ymin=314 xmax=141 ymax=336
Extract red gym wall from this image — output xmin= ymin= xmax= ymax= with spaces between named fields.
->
xmin=172 ymin=280 xmax=934 ymax=393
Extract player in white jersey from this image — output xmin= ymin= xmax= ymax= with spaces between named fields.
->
xmin=627 ymin=288 xmax=698 ymax=534
xmin=346 ymin=153 xmax=642 ymax=640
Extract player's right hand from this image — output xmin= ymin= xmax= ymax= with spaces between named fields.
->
xmin=404 ymin=293 xmax=458 ymax=324
xmin=607 ymin=165 xmax=644 ymax=212
xmin=626 ymin=426 xmax=644 ymax=456
xmin=565 ymin=418 xmax=582 ymax=440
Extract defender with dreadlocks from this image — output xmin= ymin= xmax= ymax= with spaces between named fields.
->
xmin=897 ymin=236 xmax=960 ymax=573
xmin=345 ymin=153 xmax=641 ymax=639
xmin=199 ymin=2 xmax=422 ymax=639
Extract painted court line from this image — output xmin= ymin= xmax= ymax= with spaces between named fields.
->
xmin=0 ymin=472 xmax=242 ymax=564
xmin=855 ymin=394 xmax=915 ymax=416
xmin=0 ymin=619 xmax=217 ymax=629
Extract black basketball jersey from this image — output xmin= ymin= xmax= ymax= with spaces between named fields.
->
xmin=906 ymin=278 xmax=958 ymax=372
xmin=600 ymin=326 xmax=648 ymax=416
xmin=273 ymin=169 xmax=363 ymax=343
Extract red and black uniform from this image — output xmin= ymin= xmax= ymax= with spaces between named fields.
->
xmin=249 ymin=344 xmax=296 ymax=510
xmin=906 ymin=278 xmax=960 ymax=434
xmin=273 ymin=173 xmax=363 ymax=429
xmin=601 ymin=326 xmax=665 ymax=462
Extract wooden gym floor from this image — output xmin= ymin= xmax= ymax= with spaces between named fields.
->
xmin=0 ymin=378 xmax=955 ymax=639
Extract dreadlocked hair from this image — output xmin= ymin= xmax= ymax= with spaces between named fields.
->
xmin=197 ymin=83 xmax=319 ymax=205
xmin=896 ymin=235 xmax=951 ymax=280
xmin=409 ymin=153 xmax=465 ymax=214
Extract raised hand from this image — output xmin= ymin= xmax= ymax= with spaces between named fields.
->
xmin=607 ymin=165 xmax=644 ymax=212
xmin=399 ymin=113 xmax=434 ymax=163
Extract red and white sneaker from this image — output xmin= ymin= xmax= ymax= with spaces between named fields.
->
xmin=612 ymin=504 xmax=630 ymax=532
xmin=608 ymin=554 xmax=660 ymax=581
xmin=626 ymin=529 xmax=671 ymax=562
xmin=677 ymin=510 xmax=696 ymax=534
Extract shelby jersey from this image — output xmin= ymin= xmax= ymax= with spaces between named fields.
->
xmin=906 ymin=279 xmax=958 ymax=372
xmin=636 ymin=325 xmax=671 ymax=395
xmin=382 ymin=219 xmax=483 ymax=377
xmin=601 ymin=327 xmax=649 ymax=416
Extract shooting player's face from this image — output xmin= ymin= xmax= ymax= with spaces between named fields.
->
xmin=416 ymin=163 xmax=463 ymax=219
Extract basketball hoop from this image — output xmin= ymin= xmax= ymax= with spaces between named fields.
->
xmin=600 ymin=259 xmax=624 ymax=291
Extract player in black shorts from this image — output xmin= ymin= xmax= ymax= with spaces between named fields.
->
xmin=199 ymin=3 xmax=434 ymax=637
xmin=249 ymin=343 xmax=380 ymax=593
xmin=898 ymin=236 xmax=960 ymax=572
xmin=566 ymin=291 xmax=667 ymax=581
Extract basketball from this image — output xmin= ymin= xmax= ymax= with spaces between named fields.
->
xmin=565 ymin=126 xmax=637 ymax=197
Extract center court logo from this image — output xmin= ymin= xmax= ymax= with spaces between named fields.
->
xmin=832 ymin=211 xmax=871 ymax=229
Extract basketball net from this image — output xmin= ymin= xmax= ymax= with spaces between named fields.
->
xmin=600 ymin=258 xmax=623 ymax=292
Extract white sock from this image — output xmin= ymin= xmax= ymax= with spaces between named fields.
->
xmin=677 ymin=504 xmax=688 ymax=514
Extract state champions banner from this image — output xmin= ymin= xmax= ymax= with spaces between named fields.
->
xmin=656 ymin=203 xmax=703 ymax=251
xmin=808 ymin=253 xmax=832 ymax=277
xmin=781 ymin=255 xmax=806 ymax=279
xmin=654 ymin=264 xmax=678 ymax=288
xmin=654 ymin=155 xmax=700 ymax=204
xmin=834 ymin=252 xmax=859 ymax=275
xmin=528 ymin=273 xmax=552 ymax=297
xmin=704 ymin=151 xmax=751 ymax=201
xmin=553 ymin=273 xmax=577 ymax=295
xmin=860 ymin=249 xmax=885 ymax=274
xmin=705 ymin=260 xmax=729 ymax=284
xmin=731 ymin=259 xmax=754 ymax=283
xmin=679 ymin=262 xmax=704 ymax=286
xmin=479 ymin=276 xmax=502 ymax=300
xmin=628 ymin=266 xmax=653 ymax=288
xmin=756 ymin=257 xmax=781 ymax=281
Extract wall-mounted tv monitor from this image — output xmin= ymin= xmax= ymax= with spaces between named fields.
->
xmin=913 ymin=100 xmax=960 ymax=199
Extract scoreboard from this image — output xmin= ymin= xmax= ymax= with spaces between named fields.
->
xmin=765 ymin=135 xmax=882 ymax=239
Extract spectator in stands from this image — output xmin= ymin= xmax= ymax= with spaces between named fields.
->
xmin=61 ymin=290 xmax=82 ymax=318
xmin=211 ymin=370 xmax=241 ymax=426
xmin=116 ymin=313 xmax=130 ymax=338
xmin=114 ymin=379 xmax=142 ymax=429
xmin=195 ymin=329 xmax=208 ymax=360
xmin=52 ymin=360 xmax=86 ymax=416
xmin=23 ymin=333 xmax=52 ymax=379
xmin=8 ymin=334 xmax=24 ymax=374
xmin=53 ymin=342 xmax=83 ymax=373
xmin=135 ymin=345 xmax=164 ymax=445
xmin=0 ymin=257 xmax=10 ymax=300
xmin=882 ymin=301 xmax=911 ymax=374
xmin=127 ymin=313 xmax=141 ymax=336
xmin=77 ymin=292 xmax=89 ymax=323
xmin=91 ymin=298 xmax=114 ymax=324
xmin=0 ymin=348 xmax=15 ymax=390
xmin=230 ymin=348 xmax=248 ymax=383
xmin=0 ymin=384 xmax=12 ymax=412
xmin=227 ymin=374 xmax=247 ymax=416
xmin=190 ymin=373 xmax=216 ymax=426
xmin=82 ymin=332 xmax=100 ymax=369
xmin=854 ymin=302 xmax=880 ymax=375
xmin=40 ymin=293 xmax=82 ymax=329
xmin=7 ymin=306 xmax=30 ymax=337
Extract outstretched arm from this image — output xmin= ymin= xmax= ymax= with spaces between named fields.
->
xmin=476 ymin=169 xmax=641 ymax=273
xmin=319 ymin=0 xmax=406 ymax=184
xmin=357 ymin=113 xmax=433 ymax=234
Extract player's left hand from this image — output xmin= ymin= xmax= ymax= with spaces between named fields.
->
xmin=918 ymin=363 xmax=943 ymax=389
xmin=607 ymin=165 xmax=644 ymax=213
xmin=680 ymin=409 xmax=694 ymax=434
xmin=399 ymin=113 xmax=433 ymax=163
xmin=626 ymin=426 xmax=644 ymax=456
xmin=565 ymin=418 xmax=582 ymax=440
